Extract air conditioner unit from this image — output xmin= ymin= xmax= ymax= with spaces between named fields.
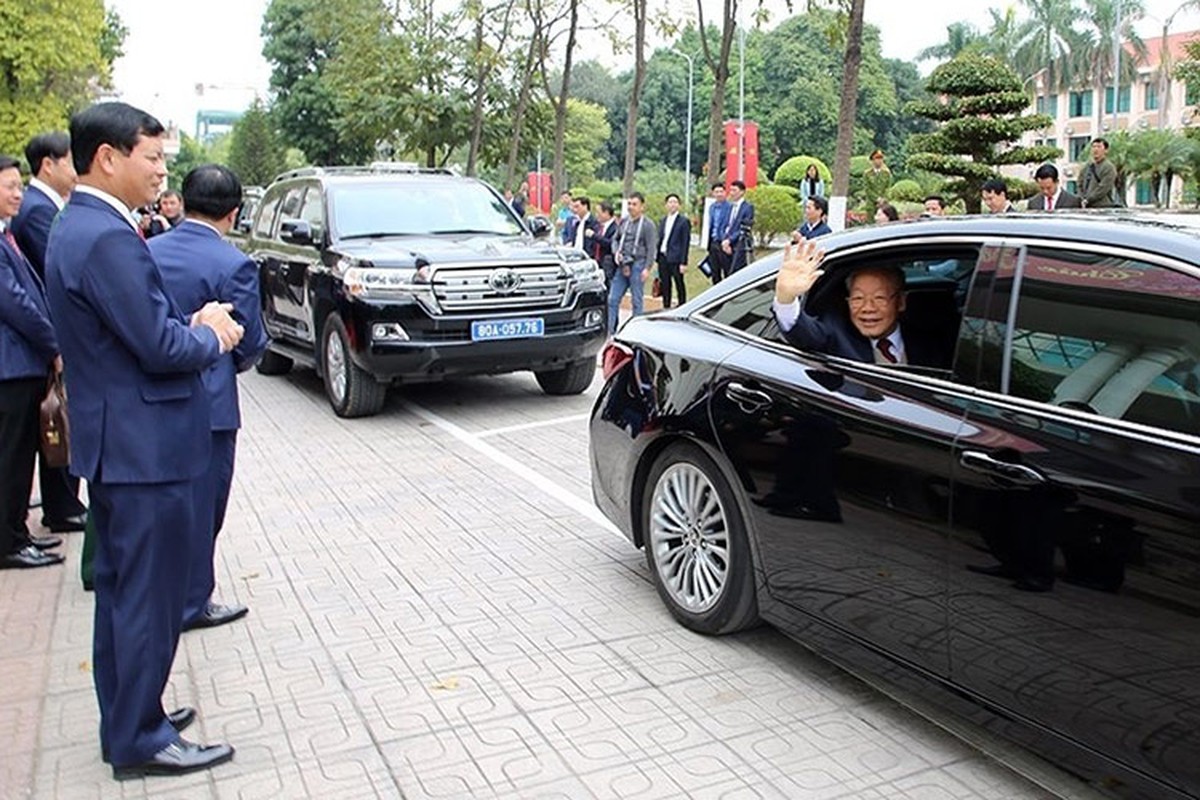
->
xmin=1065 ymin=125 xmax=1075 ymax=135
xmin=1138 ymin=117 xmax=1151 ymax=129
xmin=1065 ymin=168 xmax=1076 ymax=179
xmin=1102 ymin=121 xmax=1111 ymax=131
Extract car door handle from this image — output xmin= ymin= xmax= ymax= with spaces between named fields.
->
xmin=959 ymin=450 xmax=1046 ymax=486
xmin=726 ymin=382 xmax=773 ymax=413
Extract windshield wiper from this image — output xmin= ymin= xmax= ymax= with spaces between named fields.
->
xmin=339 ymin=232 xmax=415 ymax=240
xmin=431 ymin=228 xmax=509 ymax=235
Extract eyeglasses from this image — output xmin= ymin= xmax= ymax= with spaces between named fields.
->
xmin=847 ymin=292 xmax=899 ymax=309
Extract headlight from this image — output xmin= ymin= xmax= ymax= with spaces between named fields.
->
xmin=339 ymin=260 xmax=431 ymax=299
xmin=565 ymin=257 xmax=604 ymax=286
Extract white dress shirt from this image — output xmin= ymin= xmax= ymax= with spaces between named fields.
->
xmin=660 ymin=212 xmax=677 ymax=254
xmin=73 ymin=185 xmax=139 ymax=233
xmin=29 ymin=178 xmax=66 ymax=211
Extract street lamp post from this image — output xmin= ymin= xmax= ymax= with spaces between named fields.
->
xmin=1112 ymin=0 xmax=1122 ymax=131
xmin=666 ymin=48 xmax=695 ymax=210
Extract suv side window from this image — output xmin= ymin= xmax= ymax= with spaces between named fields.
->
xmin=1005 ymin=247 xmax=1200 ymax=436
xmin=253 ymin=192 xmax=281 ymax=238
xmin=274 ymin=185 xmax=306 ymax=242
xmin=299 ymin=187 xmax=325 ymax=242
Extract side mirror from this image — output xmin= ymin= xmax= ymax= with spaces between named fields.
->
xmin=527 ymin=215 xmax=551 ymax=238
xmin=236 ymin=217 xmax=253 ymax=234
xmin=280 ymin=219 xmax=315 ymax=246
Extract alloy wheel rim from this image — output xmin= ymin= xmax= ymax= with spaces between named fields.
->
xmin=326 ymin=329 xmax=347 ymax=404
xmin=649 ymin=462 xmax=730 ymax=613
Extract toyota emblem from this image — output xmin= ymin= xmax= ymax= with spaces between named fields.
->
xmin=488 ymin=268 xmax=521 ymax=294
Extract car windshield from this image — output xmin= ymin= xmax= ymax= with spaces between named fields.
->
xmin=330 ymin=181 xmax=524 ymax=240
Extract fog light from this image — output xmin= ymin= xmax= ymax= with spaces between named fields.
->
xmin=372 ymin=323 xmax=409 ymax=342
xmin=584 ymin=309 xmax=603 ymax=328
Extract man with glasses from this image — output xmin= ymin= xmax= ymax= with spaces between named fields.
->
xmin=770 ymin=240 xmax=949 ymax=367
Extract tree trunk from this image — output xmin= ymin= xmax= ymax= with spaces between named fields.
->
xmin=552 ymin=0 xmax=579 ymax=195
xmin=466 ymin=10 xmax=488 ymax=176
xmin=622 ymin=0 xmax=648 ymax=196
xmin=505 ymin=32 xmax=539 ymax=190
xmin=831 ymin=0 xmax=865 ymax=199
xmin=697 ymin=0 xmax=737 ymax=186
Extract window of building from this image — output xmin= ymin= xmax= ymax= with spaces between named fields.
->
xmin=1046 ymin=137 xmax=1058 ymax=152
xmin=1104 ymin=86 xmax=1132 ymax=114
xmin=1187 ymin=82 xmax=1200 ymax=106
xmin=1036 ymin=94 xmax=1059 ymax=116
xmin=1136 ymin=179 xmax=1154 ymax=205
xmin=1066 ymin=180 xmax=1078 ymax=195
xmin=1069 ymin=90 xmax=1094 ymax=117
xmin=1145 ymin=82 xmax=1159 ymax=111
xmin=1069 ymin=136 xmax=1091 ymax=161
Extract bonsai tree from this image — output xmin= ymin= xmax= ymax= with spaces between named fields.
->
xmin=905 ymin=53 xmax=1060 ymax=214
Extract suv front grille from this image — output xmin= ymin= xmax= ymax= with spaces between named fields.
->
xmin=432 ymin=264 xmax=566 ymax=313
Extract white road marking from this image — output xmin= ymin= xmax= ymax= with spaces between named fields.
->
xmin=476 ymin=413 xmax=591 ymax=438
xmin=402 ymin=400 xmax=623 ymax=537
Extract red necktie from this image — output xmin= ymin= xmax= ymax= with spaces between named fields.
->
xmin=877 ymin=339 xmax=898 ymax=364
xmin=1046 ymin=194 xmax=1054 ymax=212
xmin=4 ymin=228 xmax=22 ymax=257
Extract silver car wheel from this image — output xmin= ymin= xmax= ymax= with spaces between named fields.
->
xmin=326 ymin=327 xmax=347 ymax=405
xmin=649 ymin=462 xmax=731 ymax=614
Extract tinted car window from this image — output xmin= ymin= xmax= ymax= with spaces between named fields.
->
xmin=330 ymin=180 xmax=523 ymax=240
xmin=1006 ymin=247 xmax=1200 ymax=435
xmin=697 ymin=280 xmax=780 ymax=339
xmin=299 ymin=187 xmax=325 ymax=241
xmin=253 ymin=192 xmax=281 ymax=238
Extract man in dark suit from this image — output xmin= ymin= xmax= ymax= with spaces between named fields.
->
xmin=0 ymin=154 xmax=66 ymax=570
xmin=981 ymin=178 xmax=1016 ymax=214
xmin=11 ymin=131 xmax=88 ymax=534
xmin=1026 ymin=163 xmax=1083 ymax=211
xmin=566 ymin=196 xmax=597 ymax=252
xmin=592 ymin=200 xmax=618 ymax=301
xmin=656 ymin=192 xmax=691 ymax=308
xmin=771 ymin=240 xmax=949 ymax=368
xmin=149 ymin=164 xmax=267 ymax=633
xmin=44 ymin=102 xmax=242 ymax=780
xmin=706 ymin=184 xmax=731 ymax=284
xmin=722 ymin=180 xmax=755 ymax=274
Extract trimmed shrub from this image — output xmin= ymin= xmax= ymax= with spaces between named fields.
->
xmin=774 ymin=155 xmax=833 ymax=189
xmin=745 ymin=184 xmax=801 ymax=247
xmin=888 ymin=179 xmax=924 ymax=203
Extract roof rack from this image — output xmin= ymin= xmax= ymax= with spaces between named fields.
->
xmin=270 ymin=163 xmax=458 ymax=183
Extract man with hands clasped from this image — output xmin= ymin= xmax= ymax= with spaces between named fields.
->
xmin=771 ymin=239 xmax=948 ymax=367
xmin=44 ymin=102 xmax=241 ymax=780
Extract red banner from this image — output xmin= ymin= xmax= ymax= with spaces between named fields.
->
xmin=526 ymin=171 xmax=553 ymax=215
xmin=723 ymin=120 xmax=759 ymax=189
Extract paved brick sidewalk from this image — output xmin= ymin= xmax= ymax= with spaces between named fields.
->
xmin=1 ymin=370 xmax=1070 ymax=799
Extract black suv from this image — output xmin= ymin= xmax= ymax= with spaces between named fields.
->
xmin=241 ymin=165 xmax=607 ymax=417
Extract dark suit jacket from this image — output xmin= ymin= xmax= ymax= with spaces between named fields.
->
xmin=723 ymin=200 xmax=754 ymax=247
xmin=1026 ymin=191 xmax=1083 ymax=211
xmin=44 ymin=191 xmax=222 ymax=484
xmin=778 ymin=307 xmax=949 ymax=368
xmin=708 ymin=200 xmax=730 ymax=246
xmin=0 ymin=231 xmax=58 ymax=381
xmin=592 ymin=218 xmax=617 ymax=265
xmin=149 ymin=220 xmax=269 ymax=432
xmin=10 ymin=183 xmax=60 ymax=279
xmin=657 ymin=213 xmax=691 ymax=265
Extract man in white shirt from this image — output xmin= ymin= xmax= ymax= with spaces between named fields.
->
xmin=656 ymin=193 xmax=691 ymax=308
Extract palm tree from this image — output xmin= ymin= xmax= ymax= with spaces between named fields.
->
xmin=917 ymin=21 xmax=983 ymax=63
xmin=1076 ymin=0 xmax=1147 ymax=137
xmin=982 ymin=6 xmax=1032 ymax=70
xmin=1128 ymin=129 xmax=1196 ymax=207
xmin=1015 ymin=0 xmax=1085 ymax=90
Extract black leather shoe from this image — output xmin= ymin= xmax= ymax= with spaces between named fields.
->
xmin=43 ymin=513 xmax=87 ymax=533
xmin=182 ymin=602 xmax=249 ymax=631
xmin=112 ymin=739 xmax=234 ymax=780
xmin=966 ymin=563 xmax=1013 ymax=578
xmin=27 ymin=533 xmax=63 ymax=550
xmin=167 ymin=707 xmax=196 ymax=732
xmin=1 ymin=546 xmax=64 ymax=570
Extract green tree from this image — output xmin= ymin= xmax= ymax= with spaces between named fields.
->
xmin=918 ymin=22 xmax=984 ymax=63
xmin=563 ymin=99 xmax=610 ymax=185
xmin=981 ymin=6 xmax=1029 ymax=70
xmin=1127 ymin=129 xmax=1196 ymax=207
xmin=775 ymin=155 xmax=832 ymax=187
xmin=262 ymin=0 xmax=374 ymax=165
xmin=0 ymin=0 xmax=121 ymax=155
xmin=168 ymin=133 xmax=211 ymax=189
xmin=906 ymin=53 xmax=1059 ymax=213
xmin=745 ymin=184 xmax=800 ymax=247
xmin=1014 ymin=0 xmax=1083 ymax=90
xmin=1076 ymin=0 xmax=1146 ymax=135
xmin=227 ymin=100 xmax=287 ymax=187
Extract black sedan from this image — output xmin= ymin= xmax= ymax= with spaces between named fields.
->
xmin=589 ymin=214 xmax=1200 ymax=800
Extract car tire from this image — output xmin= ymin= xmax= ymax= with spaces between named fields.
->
xmin=255 ymin=348 xmax=293 ymax=376
xmin=534 ymin=358 xmax=595 ymax=395
xmin=321 ymin=313 xmax=386 ymax=418
xmin=642 ymin=443 xmax=759 ymax=635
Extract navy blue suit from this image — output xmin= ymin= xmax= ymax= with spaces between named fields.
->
xmin=724 ymin=199 xmax=755 ymax=273
xmin=0 ymin=229 xmax=59 ymax=556
xmin=706 ymin=200 xmax=731 ymax=282
xmin=150 ymin=220 xmax=267 ymax=626
xmin=44 ymin=190 xmax=222 ymax=768
xmin=12 ymin=183 xmax=87 ymax=523
xmin=779 ymin=307 xmax=949 ymax=368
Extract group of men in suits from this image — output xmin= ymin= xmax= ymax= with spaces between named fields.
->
xmin=983 ymin=162 xmax=1087 ymax=214
xmin=2 ymin=101 xmax=267 ymax=780
xmin=705 ymin=180 xmax=755 ymax=283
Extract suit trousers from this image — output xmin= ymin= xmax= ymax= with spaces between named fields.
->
xmin=90 ymin=478 xmax=195 ymax=766
xmin=0 ymin=378 xmax=43 ymax=555
xmin=657 ymin=260 xmax=686 ymax=308
xmin=38 ymin=460 xmax=86 ymax=522
xmin=184 ymin=430 xmax=237 ymax=625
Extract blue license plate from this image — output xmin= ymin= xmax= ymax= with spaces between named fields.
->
xmin=470 ymin=318 xmax=545 ymax=341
